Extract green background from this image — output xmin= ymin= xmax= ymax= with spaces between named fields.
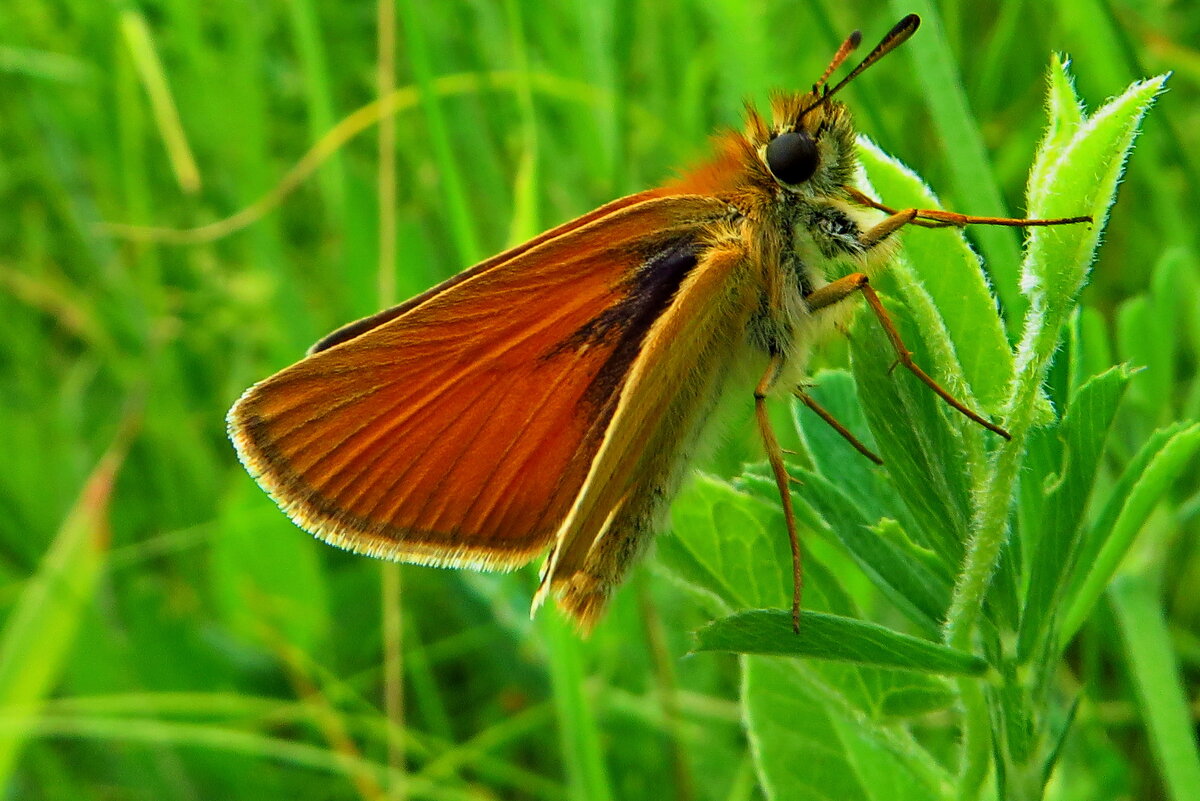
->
xmin=2 ymin=1 xmax=1197 ymax=800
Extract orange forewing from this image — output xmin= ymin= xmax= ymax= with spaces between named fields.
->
xmin=309 ymin=190 xmax=668 ymax=354
xmin=228 ymin=194 xmax=730 ymax=571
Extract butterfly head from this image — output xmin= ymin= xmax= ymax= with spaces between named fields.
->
xmin=751 ymin=91 xmax=857 ymax=196
xmin=665 ymin=16 xmax=919 ymax=206
xmin=751 ymin=15 xmax=920 ymax=196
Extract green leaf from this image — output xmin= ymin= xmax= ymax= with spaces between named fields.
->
xmin=787 ymin=469 xmax=950 ymax=631
xmin=1040 ymin=696 xmax=1081 ymax=791
xmin=661 ymin=474 xmax=791 ymax=611
xmin=1015 ymin=422 xmax=1062 ymax=578
xmin=744 ymin=657 xmax=951 ymax=801
xmin=1060 ymin=422 xmax=1200 ymax=645
xmin=858 ymin=139 xmax=1014 ymax=412
xmin=850 ymin=302 xmax=972 ymax=566
xmin=790 ymin=374 xmax=955 ymax=631
xmin=672 ymin=472 xmax=969 ymax=729
xmin=1071 ymin=306 xmax=1115 ymax=396
xmin=694 ymin=610 xmax=988 ymax=677
xmin=792 ymin=370 xmax=892 ymax=525
xmin=885 ymin=0 xmax=1023 ymax=319
xmin=1025 ymin=54 xmax=1086 ymax=210
xmin=1118 ymin=249 xmax=1192 ymax=424
xmin=664 ymin=472 xmax=871 ymax=620
xmin=874 ymin=677 xmax=957 ymax=719
xmin=1017 ymin=366 xmax=1131 ymax=661
xmin=668 ymin=476 xmax=960 ymax=726
xmin=1022 ymin=69 xmax=1167 ymax=317
xmin=1116 ymin=297 xmax=1158 ymax=414
xmin=668 ymin=471 xmax=970 ymax=729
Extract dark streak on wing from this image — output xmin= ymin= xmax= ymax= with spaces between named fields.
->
xmin=553 ymin=236 xmax=700 ymax=411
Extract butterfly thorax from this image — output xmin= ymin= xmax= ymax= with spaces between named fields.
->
xmin=670 ymin=92 xmax=889 ymax=377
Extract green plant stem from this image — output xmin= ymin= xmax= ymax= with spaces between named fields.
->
xmin=954 ymin=679 xmax=992 ymax=801
xmin=946 ymin=393 xmax=1039 ymax=649
xmin=943 ymin=276 xmax=1062 ymax=797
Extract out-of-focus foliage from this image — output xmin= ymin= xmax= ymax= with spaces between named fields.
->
xmin=2 ymin=1 xmax=1196 ymax=799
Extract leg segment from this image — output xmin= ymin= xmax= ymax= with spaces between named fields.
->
xmin=794 ymin=389 xmax=883 ymax=464
xmin=755 ymin=355 xmax=804 ymax=632
xmin=842 ymin=185 xmax=1092 ymax=228
xmin=806 ymin=273 xmax=1011 ymax=439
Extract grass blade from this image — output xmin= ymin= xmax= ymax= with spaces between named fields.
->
xmin=886 ymin=0 xmax=1022 ymax=320
xmin=1110 ymin=576 xmax=1200 ymax=801
xmin=543 ymin=612 xmax=613 ymax=801
xmin=0 ymin=410 xmax=138 ymax=786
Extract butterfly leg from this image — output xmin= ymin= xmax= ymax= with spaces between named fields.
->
xmin=842 ymin=185 xmax=1092 ymax=228
xmin=805 ymin=273 xmax=1010 ymax=439
xmin=793 ymin=389 xmax=883 ymax=464
xmin=755 ymin=355 xmax=804 ymax=632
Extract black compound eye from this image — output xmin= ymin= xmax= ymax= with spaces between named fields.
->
xmin=765 ymin=131 xmax=819 ymax=185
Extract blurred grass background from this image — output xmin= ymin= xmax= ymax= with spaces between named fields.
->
xmin=1 ymin=0 xmax=1197 ymax=799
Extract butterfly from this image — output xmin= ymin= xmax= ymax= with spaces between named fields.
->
xmin=227 ymin=14 xmax=1088 ymax=632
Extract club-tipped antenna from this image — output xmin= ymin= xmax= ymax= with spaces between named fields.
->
xmin=801 ymin=14 xmax=920 ymax=117
xmin=814 ymin=29 xmax=862 ymax=90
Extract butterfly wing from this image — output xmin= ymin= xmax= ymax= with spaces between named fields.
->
xmin=309 ymin=191 xmax=669 ymax=354
xmin=536 ymin=241 xmax=758 ymax=625
xmin=228 ymin=194 xmax=731 ymax=572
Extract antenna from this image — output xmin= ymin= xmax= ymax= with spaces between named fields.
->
xmin=801 ymin=14 xmax=920 ymax=117
xmin=814 ymin=29 xmax=863 ymax=91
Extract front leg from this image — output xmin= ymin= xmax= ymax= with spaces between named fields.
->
xmin=805 ymin=272 xmax=1010 ymax=439
xmin=811 ymin=188 xmax=1094 ymax=435
xmin=842 ymin=185 xmax=1092 ymax=228
xmin=859 ymin=208 xmax=919 ymax=249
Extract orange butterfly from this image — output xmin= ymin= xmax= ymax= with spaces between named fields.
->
xmin=228 ymin=15 xmax=1088 ymax=631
